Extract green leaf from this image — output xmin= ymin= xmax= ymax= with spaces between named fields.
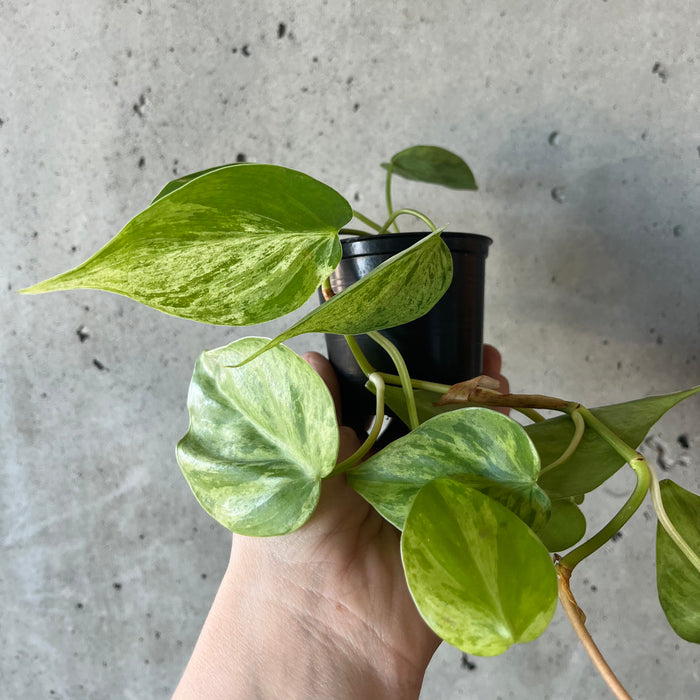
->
xmin=237 ymin=229 xmax=452 ymax=364
xmin=536 ymin=498 xmax=587 ymax=552
xmin=176 ymin=337 xmax=338 ymax=536
xmin=656 ymin=479 xmax=700 ymax=643
xmin=21 ymin=164 xmax=350 ymax=326
xmin=401 ymin=479 xmax=558 ymax=655
xmin=151 ymin=164 xmax=238 ymax=203
xmin=532 ymin=386 xmax=700 ymax=498
xmin=381 ymin=145 xmax=477 ymax=190
xmin=348 ymin=407 xmax=549 ymax=531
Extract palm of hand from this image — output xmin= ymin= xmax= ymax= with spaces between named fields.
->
xmin=227 ymin=347 xmax=505 ymax=694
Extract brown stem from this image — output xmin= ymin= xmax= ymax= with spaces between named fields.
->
xmin=556 ymin=561 xmax=633 ymax=700
xmin=470 ymin=387 xmax=574 ymax=411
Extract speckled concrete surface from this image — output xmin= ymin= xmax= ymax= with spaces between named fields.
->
xmin=2 ymin=1 xmax=699 ymax=698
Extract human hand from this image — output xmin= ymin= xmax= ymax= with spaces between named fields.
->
xmin=174 ymin=345 xmax=507 ymax=700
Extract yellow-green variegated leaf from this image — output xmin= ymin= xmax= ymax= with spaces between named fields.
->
xmin=656 ymin=480 xmax=700 ymax=643
xmin=237 ymin=229 xmax=452 ymax=364
xmin=21 ymin=164 xmax=350 ymax=326
xmin=402 ymin=479 xmax=557 ymax=655
xmin=533 ymin=386 xmax=700 ymax=499
xmin=176 ymin=337 xmax=338 ymax=536
xmin=348 ymin=408 xmax=549 ymax=531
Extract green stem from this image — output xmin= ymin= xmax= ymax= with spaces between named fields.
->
xmin=344 ymin=335 xmax=375 ymax=377
xmin=648 ymin=460 xmax=700 ymax=575
xmin=384 ymin=164 xmax=400 ymax=233
xmin=368 ymin=331 xmax=419 ymax=430
xmin=522 ymin=409 xmax=547 ymax=423
xmin=377 ymin=208 xmax=438 ymax=235
xmin=560 ymin=407 xmax=650 ymax=570
xmin=379 ymin=373 xmax=450 ymax=394
xmin=321 ymin=277 xmax=333 ymax=300
xmin=352 ymin=209 xmax=383 ymax=232
xmin=330 ymin=372 xmax=385 ymax=475
xmin=539 ymin=409 xmax=585 ymax=476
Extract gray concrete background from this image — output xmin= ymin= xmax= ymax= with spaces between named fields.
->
xmin=2 ymin=1 xmax=699 ymax=697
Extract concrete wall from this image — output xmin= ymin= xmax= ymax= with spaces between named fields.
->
xmin=2 ymin=1 xmax=699 ymax=697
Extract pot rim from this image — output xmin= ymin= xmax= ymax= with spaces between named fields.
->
xmin=338 ymin=231 xmax=493 ymax=258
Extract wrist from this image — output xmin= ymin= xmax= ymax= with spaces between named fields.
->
xmin=174 ymin=540 xmax=428 ymax=700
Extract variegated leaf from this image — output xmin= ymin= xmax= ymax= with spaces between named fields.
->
xmin=21 ymin=164 xmax=350 ymax=326
xmin=402 ymin=479 xmax=557 ymax=655
xmin=348 ymin=407 xmax=549 ymax=531
xmin=237 ymin=229 xmax=453 ymax=364
xmin=177 ymin=337 xmax=338 ymax=536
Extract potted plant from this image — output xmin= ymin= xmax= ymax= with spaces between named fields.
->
xmin=22 ymin=146 xmax=700 ymax=698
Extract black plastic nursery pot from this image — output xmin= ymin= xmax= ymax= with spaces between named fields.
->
xmin=322 ymin=232 xmax=492 ymax=432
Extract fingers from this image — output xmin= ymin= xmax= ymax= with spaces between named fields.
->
xmin=483 ymin=344 xmax=509 ymax=395
xmin=483 ymin=344 xmax=501 ymax=377
xmin=303 ymin=351 xmax=342 ymax=422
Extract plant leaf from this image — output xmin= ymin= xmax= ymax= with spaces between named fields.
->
xmin=236 ymin=229 xmax=452 ymax=364
xmin=176 ymin=337 xmax=338 ymax=536
xmin=401 ymin=479 xmax=558 ymax=655
xmin=536 ymin=498 xmax=586 ymax=552
xmin=348 ymin=407 xmax=549 ymax=531
xmin=151 ymin=163 xmax=238 ymax=203
xmin=532 ymin=386 xmax=700 ymax=498
xmin=656 ymin=479 xmax=700 ymax=643
xmin=21 ymin=164 xmax=350 ymax=326
xmin=381 ymin=145 xmax=477 ymax=190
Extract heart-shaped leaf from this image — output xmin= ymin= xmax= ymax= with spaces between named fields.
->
xmin=348 ymin=407 xmax=549 ymax=531
xmin=401 ymin=479 xmax=558 ymax=656
xmin=21 ymin=164 xmax=350 ymax=326
xmin=532 ymin=386 xmax=700 ymax=498
xmin=151 ymin=163 xmax=238 ymax=203
xmin=536 ymin=498 xmax=587 ymax=552
xmin=237 ymin=229 xmax=452 ymax=364
xmin=381 ymin=145 xmax=477 ymax=190
xmin=656 ymin=479 xmax=700 ymax=643
xmin=176 ymin=337 xmax=338 ymax=536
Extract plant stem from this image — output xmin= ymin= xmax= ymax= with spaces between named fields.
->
xmin=377 ymin=373 xmax=547 ymax=423
xmin=344 ymin=335 xmax=375 ymax=377
xmin=469 ymin=387 xmax=575 ymax=412
xmin=352 ymin=209 xmax=383 ymax=232
xmin=539 ymin=409 xmax=586 ymax=476
xmin=560 ymin=461 xmax=649 ymax=571
xmin=384 ymin=164 xmax=400 ymax=233
xmin=330 ymin=372 xmax=385 ymax=475
xmin=368 ymin=331 xmax=419 ymax=430
xmin=560 ymin=407 xmax=651 ymax=571
xmin=647 ymin=459 xmax=700 ymax=575
xmin=377 ymin=208 xmax=438 ymax=235
xmin=378 ymin=372 xmax=450 ymax=394
xmin=557 ymin=562 xmax=633 ymax=700
xmin=321 ymin=277 xmax=334 ymax=301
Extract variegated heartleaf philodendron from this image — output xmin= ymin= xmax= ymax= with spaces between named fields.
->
xmin=22 ymin=145 xmax=700 ymax=684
